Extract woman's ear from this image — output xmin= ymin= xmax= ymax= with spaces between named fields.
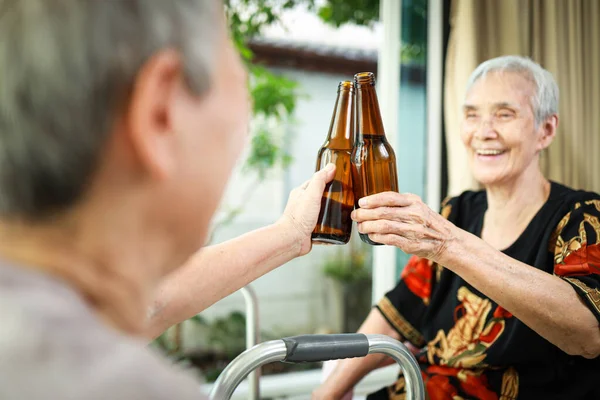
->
xmin=538 ymin=114 xmax=558 ymax=151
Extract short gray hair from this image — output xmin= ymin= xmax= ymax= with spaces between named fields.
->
xmin=465 ymin=55 xmax=559 ymax=126
xmin=0 ymin=0 xmax=220 ymax=219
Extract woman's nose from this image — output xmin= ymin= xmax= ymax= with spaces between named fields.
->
xmin=474 ymin=118 xmax=498 ymax=140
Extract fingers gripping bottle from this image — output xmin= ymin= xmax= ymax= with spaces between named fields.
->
xmin=351 ymin=72 xmax=399 ymax=246
xmin=311 ymin=81 xmax=355 ymax=244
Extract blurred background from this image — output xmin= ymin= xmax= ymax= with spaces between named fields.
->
xmin=154 ymin=0 xmax=600 ymax=397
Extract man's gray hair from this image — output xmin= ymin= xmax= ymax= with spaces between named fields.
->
xmin=0 ymin=0 xmax=220 ymax=219
xmin=466 ymin=55 xmax=559 ymax=126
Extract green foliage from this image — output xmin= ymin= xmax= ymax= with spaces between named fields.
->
xmin=245 ymin=129 xmax=283 ymax=178
xmin=225 ymin=0 xmax=316 ymax=41
xmin=151 ymin=314 xmax=209 ymax=356
xmin=318 ymin=0 xmax=379 ymax=27
xmin=224 ymin=1 xmax=306 ymax=180
xmin=322 ymin=245 xmax=371 ymax=284
xmin=317 ymin=0 xmax=428 ymax=65
xmin=205 ymin=311 xmax=248 ymax=359
xmin=246 ymin=65 xmax=299 ymax=177
xmin=152 ymin=331 xmax=177 ymax=355
xmin=251 ymin=65 xmax=299 ymax=118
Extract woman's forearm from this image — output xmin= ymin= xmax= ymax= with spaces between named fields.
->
xmin=314 ymin=309 xmax=402 ymax=399
xmin=442 ymin=230 xmax=600 ymax=358
xmin=145 ymin=219 xmax=302 ymax=339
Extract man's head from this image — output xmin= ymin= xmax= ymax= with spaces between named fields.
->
xmin=461 ymin=55 xmax=559 ymax=186
xmin=0 ymin=0 xmax=249 ymax=270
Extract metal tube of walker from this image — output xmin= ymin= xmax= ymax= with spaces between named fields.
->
xmin=366 ymin=334 xmax=425 ymax=399
xmin=209 ymin=340 xmax=287 ymax=400
xmin=239 ymin=286 xmax=260 ymax=400
xmin=208 ymin=333 xmax=425 ymax=400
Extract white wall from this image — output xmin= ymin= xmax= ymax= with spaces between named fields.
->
xmin=199 ymin=68 xmax=354 ymax=336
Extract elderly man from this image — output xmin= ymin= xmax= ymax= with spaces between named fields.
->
xmin=0 ymin=1 xmax=335 ymax=398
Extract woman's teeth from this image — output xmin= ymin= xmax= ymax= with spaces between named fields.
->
xmin=476 ymin=149 xmax=505 ymax=156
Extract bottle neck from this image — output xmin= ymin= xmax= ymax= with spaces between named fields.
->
xmin=355 ymin=84 xmax=386 ymax=140
xmin=325 ymin=88 xmax=354 ymax=150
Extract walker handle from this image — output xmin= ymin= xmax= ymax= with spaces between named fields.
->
xmin=282 ymin=333 xmax=369 ymax=362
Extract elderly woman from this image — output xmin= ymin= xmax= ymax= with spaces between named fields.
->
xmin=315 ymin=56 xmax=600 ymax=399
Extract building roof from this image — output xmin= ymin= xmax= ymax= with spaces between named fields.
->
xmin=246 ymin=3 xmax=379 ymax=75
xmin=248 ymin=37 xmax=378 ymax=76
xmin=246 ymin=5 xmax=424 ymax=83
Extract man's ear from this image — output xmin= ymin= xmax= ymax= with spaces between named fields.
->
xmin=124 ymin=49 xmax=183 ymax=180
xmin=538 ymin=114 xmax=558 ymax=152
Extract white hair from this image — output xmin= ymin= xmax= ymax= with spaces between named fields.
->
xmin=0 ymin=0 xmax=220 ymax=219
xmin=466 ymin=55 xmax=559 ymax=126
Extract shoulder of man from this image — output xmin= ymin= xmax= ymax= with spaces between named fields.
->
xmin=0 ymin=294 xmax=207 ymax=400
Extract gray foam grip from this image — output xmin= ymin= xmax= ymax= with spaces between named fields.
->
xmin=281 ymin=334 xmax=369 ymax=363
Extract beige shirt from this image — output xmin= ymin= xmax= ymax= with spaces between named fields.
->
xmin=0 ymin=261 xmax=208 ymax=400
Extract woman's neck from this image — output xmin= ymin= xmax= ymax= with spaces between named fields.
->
xmin=482 ymin=165 xmax=551 ymax=249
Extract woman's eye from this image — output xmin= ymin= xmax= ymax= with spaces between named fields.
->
xmin=466 ymin=113 xmax=478 ymax=119
xmin=497 ymin=111 xmax=514 ymax=119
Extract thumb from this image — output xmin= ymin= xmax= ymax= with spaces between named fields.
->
xmin=306 ymin=163 xmax=336 ymax=198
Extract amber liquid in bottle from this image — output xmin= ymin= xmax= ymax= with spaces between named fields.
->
xmin=312 ymin=81 xmax=355 ymax=245
xmin=351 ymin=72 xmax=399 ymax=246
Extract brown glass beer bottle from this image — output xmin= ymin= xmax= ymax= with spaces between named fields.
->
xmin=351 ymin=72 xmax=399 ymax=246
xmin=311 ymin=81 xmax=355 ymax=245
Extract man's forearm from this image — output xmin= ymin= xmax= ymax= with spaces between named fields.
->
xmin=145 ymin=163 xmax=337 ymax=339
xmin=146 ymin=219 xmax=302 ymax=338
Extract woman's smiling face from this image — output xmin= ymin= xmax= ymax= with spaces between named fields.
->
xmin=461 ymin=71 xmax=553 ymax=186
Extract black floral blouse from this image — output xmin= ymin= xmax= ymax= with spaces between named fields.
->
xmin=368 ymin=181 xmax=600 ymax=400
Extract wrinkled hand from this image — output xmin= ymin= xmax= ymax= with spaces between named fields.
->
xmin=352 ymin=192 xmax=457 ymax=263
xmin=278 ymin=163 xmax=336 ymax=257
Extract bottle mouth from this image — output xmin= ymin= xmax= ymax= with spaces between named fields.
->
xmin=338 ymin=81 xmax=354 ymax=92
xmin=354 ymin=72 xmax=376 ymax=86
